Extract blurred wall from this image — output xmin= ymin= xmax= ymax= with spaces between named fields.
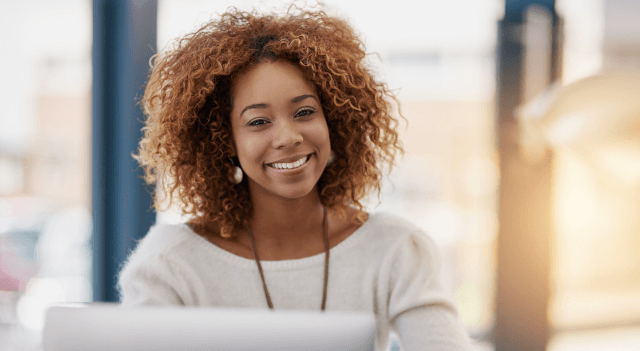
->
xmin=603 ymin=0 xmax=640 ymax=71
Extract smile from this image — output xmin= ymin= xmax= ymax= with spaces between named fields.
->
xmin=266 ymin=154 xmax=312 ymax=170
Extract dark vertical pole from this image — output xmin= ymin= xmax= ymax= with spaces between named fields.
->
xmin=494 ymin=1 xmax=558 ymax=350
xmin=92 ymin=0 xmax=157 ymax=302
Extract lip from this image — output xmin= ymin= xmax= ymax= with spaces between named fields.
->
xmin=265 ymin=153 xmax=314 ymax=165
xmin=265 ymin=153 xmax=314 ymax=172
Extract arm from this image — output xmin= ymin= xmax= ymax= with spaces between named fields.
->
xmin=392 ymin=304 xmax=472 ymax=350
xmin=385 ymin=233 xmax=473 ymax=350
xmin=117 ymin=253 xmax=186 ymax=306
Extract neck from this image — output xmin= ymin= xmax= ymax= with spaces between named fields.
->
xmin=247 ymin=186 xmax=325 ymax=250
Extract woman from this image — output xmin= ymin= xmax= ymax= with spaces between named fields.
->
xmin=118 ymin=5 xmax=472 ymax=350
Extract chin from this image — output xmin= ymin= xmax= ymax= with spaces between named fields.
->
xmin=247 ymin=177 xmax=320 ymax=202
xmin=273 ymin=183 xmax=319 ymax=200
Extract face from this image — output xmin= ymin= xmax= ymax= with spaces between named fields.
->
xmin=229 ymin=59 xmax=331 ymax=202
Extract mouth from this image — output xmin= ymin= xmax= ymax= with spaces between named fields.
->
xmin=265 ymin=153 xmax=313 ymax=170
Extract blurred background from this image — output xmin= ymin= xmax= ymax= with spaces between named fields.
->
xmin=0 ymin=0 xmax=639 ymax=350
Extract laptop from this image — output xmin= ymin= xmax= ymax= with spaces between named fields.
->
xmin=42 ymin=304 xmax=376 ymax=351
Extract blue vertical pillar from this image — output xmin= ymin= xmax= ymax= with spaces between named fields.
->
xmin=92 ymin=0 xmax=157 ymax=302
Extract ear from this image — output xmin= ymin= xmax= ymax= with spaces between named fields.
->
xmin=228 ymin=143 xmax=238 ymax=164
xmin=227 ymin=135 xmax=237 ymax=157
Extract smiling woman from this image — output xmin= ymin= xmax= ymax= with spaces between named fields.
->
xmin=132 ymin=5 xmax=405 ymax=240
xmin=118 ymin=4 xmax=472 ymax=350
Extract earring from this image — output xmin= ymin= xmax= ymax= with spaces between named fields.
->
xmin=232 ymin=166 xmax=243 ymax=184
xmin=327 ymin=150 xmax=335 ymax=166
xmin=229 ymin=157 xmax=243 ymax=184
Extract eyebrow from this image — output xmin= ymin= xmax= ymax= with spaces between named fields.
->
xmin=240 ymin=94 xmax=318 ymax=117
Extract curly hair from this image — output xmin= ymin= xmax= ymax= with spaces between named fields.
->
xmin=135 ymin=4 xmax=404 ymax=238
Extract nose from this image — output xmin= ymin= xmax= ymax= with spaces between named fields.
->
xmin=272 ymin=118 xmax=303 ymax=149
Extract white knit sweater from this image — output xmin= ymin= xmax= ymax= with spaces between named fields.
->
xmin=117 ymin=211 xmax=472 ymax=350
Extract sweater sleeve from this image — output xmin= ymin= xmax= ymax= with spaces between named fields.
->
xmin=117 ymin=252 xmax=188 ymax=306
xmin=382 ymin=232 xmax=473 ymax=350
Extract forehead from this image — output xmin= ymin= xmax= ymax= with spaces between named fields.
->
xmin=232 ymin=60 xmax=316 ymax=108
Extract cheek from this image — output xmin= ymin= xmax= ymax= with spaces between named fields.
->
xmin=317 ymin=117 xmax=331 ymax=146
xmin=235 ymin=132 xmax=266 ymax=165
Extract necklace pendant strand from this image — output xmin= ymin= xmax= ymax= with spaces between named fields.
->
xmin=247 ymin=206 xmax=330 ymax=311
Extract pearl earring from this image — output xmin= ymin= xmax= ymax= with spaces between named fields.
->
xmin=232 ymin=166 xmax=243 ymax=184
xmin=327 ymin=150 xmax=335 ymax=166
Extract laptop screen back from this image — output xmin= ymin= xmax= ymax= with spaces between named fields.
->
xmin=43 ymin=304 xmax=376 ymax=351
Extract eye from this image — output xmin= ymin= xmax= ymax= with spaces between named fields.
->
xmin=248 ymin=118 xmax=269 ymax=127
xmin=295 ymin=108 xmax=315 ymax=118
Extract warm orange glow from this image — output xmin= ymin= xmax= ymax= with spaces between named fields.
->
xmin=541 ymin=75 xmax=640 ymax=335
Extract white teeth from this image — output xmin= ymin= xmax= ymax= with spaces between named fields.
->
xmin=268 ymin=155 xmax=309 ymax=169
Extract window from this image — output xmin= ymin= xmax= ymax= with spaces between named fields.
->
xmin=547 ymin=0 xmax=640 ymax=349
xmin=0 ymin=1 xmax=92 ymax=349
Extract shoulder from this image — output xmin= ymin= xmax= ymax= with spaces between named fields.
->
xmin=364 ymin=211 xmax=441 ymax=267
xmin=120 ymin=223 xmax=202 ymax=273
xmin=362 ymin=211 xmax=432 ymax=245
xmin=365 ymin=211 xmax=424 ymax=233
xmin=132 ymin=223 xmax=193 ymax=257
xmin=117 ymin=223 xmax=200 ymax=305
